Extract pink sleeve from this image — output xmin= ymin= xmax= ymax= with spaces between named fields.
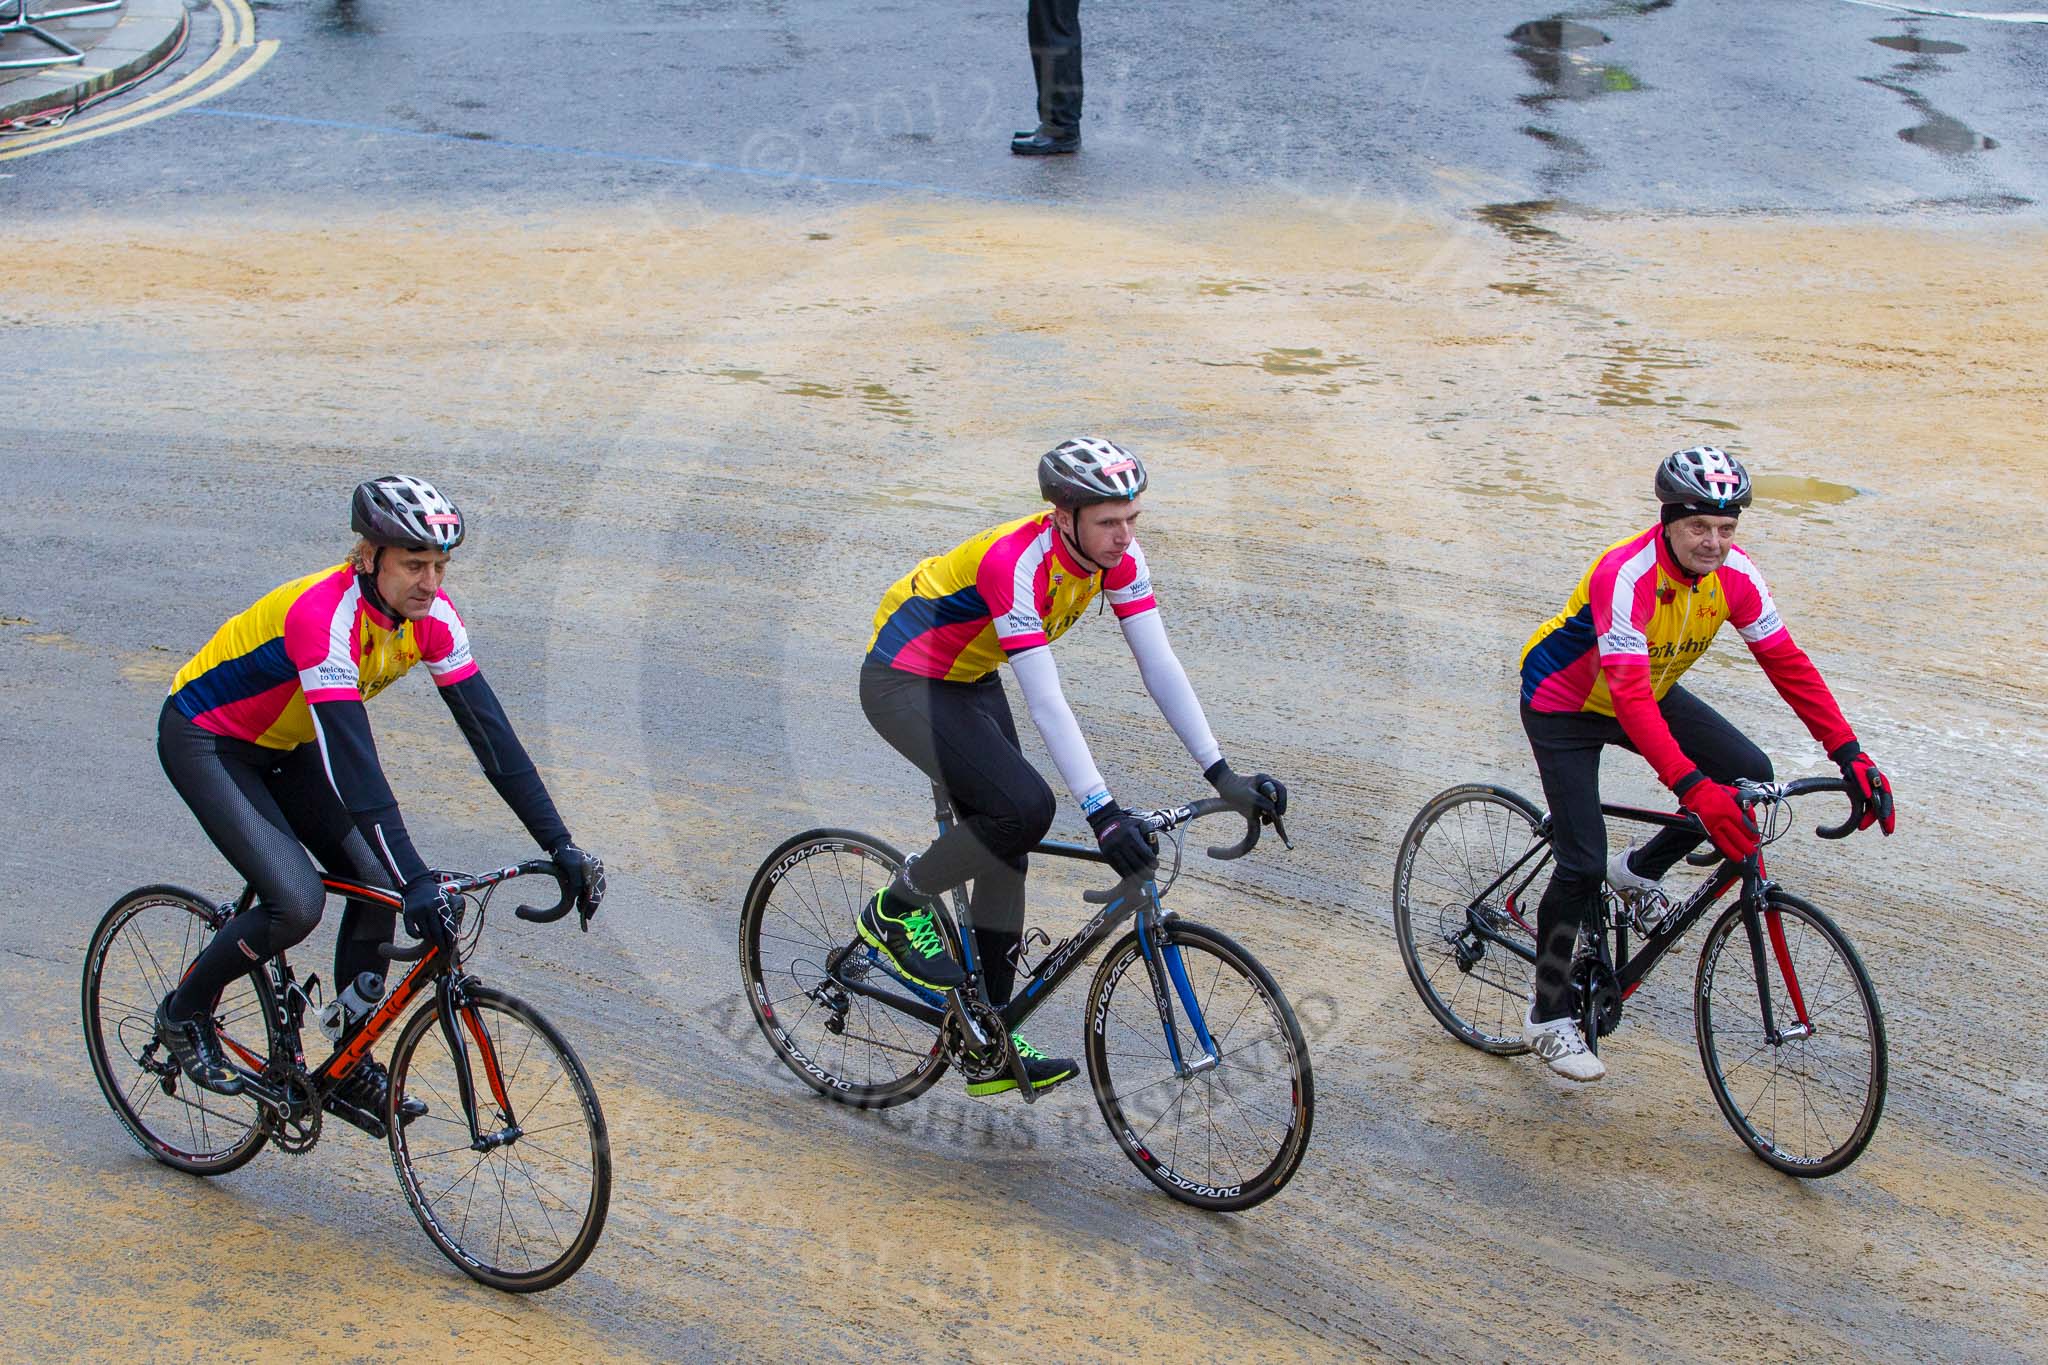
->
xmin=283 ymin=572 xmax=365 ymax=703
xmin=414 ymin=593 xmax=479 ymax=687
xmin=1103 ymin=541 xmax=1157 ymax=619
xmin=1720 ymin=548 xmax=1789 ymax=650
xmin=977 ymin=528 xmax=1051 ymax=652
xmin=1591 ymin=538 xmax=1658 ymax=666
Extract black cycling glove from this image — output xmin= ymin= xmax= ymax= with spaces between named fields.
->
xmin=401 ymin=876 xmax=461 ymax=952
xmin=550 ymin=840 xmax=607 ymax=921
xmin=1205 ymin=759 xmax=1287 ymax=819
xmin=1087 ymin=801 xmax=1158 ymax=880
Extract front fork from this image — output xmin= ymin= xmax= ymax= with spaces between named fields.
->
xmin=1737 ymin=870 xmax=1815 ymax=1045
xmin=1136 ymin=890 xmax=1219 ymax=1080
xmin=434 ymin=974 xmax=521 ymax=1151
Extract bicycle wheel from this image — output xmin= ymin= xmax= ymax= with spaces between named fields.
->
xmin=81 ymin=885 xmax=276 ymax=1175
xmin=1393 ymin=785 xmax=1546 ymax=1054
xmin=1084 ymin=919 xmax=1313 ymax=1212
xmin=1695 ymin=890 xmax=1886 ymax=1177
xmin=740 ymin=828 xmax=952 ymax=1109
xmin=387 ymin=986 xmax=611 ymax=1292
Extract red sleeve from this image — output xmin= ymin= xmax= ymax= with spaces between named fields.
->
xmin=1751 ymin=634 xmax=1856 ymax=753
xmin=1604 ymin=661 xmax=1698 ymax=790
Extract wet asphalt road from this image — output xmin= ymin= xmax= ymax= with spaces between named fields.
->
xmin=4 ymin=2 xmax=2047 ymax=1360
xmin=2 ymin=0 xmax=2043 ymax=216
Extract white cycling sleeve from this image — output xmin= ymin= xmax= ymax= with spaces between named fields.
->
xmin=1118 ymin=608 xmax=1224 ymax=772
xmin=1009 ymin=645 xmax=1112 ymax=815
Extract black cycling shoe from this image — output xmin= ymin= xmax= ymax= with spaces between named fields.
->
xmin=155 ymin=996 xmax=246 ymax=1096
xmin=325 ymin=1057 xmax=427 ymax=1137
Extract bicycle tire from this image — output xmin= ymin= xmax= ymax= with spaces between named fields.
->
xmin=81 ymin=885 xmax=276 ymax=1176
xmin=739 ymin=828 xmax=952 ymax=1109
xmin=1393 ymin=785 xmax=1546 ymax=1055
xmin=1694 ymin=889 xmax=1887 ymax=1177
xmin=386 ymin=985 xmax=611 ymax=1292
xmin=1084 ymin=919 xmax=1313 ymax=1212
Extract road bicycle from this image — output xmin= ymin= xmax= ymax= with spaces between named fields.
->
xmin=82 ymin=859 xmax=612 ymax=1291
xmin=739 ymin=785 xmax=1314 ymax=1211
xmin=1393 ymin=776 xmax=1886 ymax=1176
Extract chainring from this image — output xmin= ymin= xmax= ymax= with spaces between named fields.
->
xmin=264 ymin=1071 xmax=323 ymax=1154
xmin=1571 ymin=957 xmax=1624 ymax=1039
xmin=940 ymin=998 xmax=1011 ymax=1083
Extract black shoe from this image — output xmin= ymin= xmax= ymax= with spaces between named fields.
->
xmin=326 ymin=1057 xmax=427 ymax=1137
xmin=155 ymin=996 xmax=246 ymax=1096
xmin=966 ymin=1032 xmax=1079 ymax=1097
xmin=1011 ymin=127 xmax=1079 ymax=156
xmin=857 ymin=888 xmax=966 ymax=992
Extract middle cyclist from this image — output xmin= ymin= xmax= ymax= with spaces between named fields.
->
xmin=859 ymin=438 xmax=1287 ymax=1097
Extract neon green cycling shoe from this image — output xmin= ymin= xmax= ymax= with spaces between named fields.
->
xmin=966 ymin=1032 xmax=1078 ymax=1097
xmin=857 ymin=888 xmax=966 ymax=992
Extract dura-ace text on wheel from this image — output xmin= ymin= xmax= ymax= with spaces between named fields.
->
xmin=1085 ymin=919 xmax=1312 ymax=1211
xmin=740 ymin=829 xmax=953 ymax=1108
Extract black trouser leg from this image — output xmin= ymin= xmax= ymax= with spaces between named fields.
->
xmin=1627 ymin=686 xmax=1773 ymax=879
xmin=860 ymin=663 xmax=1056 ymax=953
xmin=1523 ymin=705 xmax=1610 ymax=1023
xmin=1027 ymin=0 xmax=1083 ymax=134
xmin=157 ymin=701 xmax=329 ymax=1018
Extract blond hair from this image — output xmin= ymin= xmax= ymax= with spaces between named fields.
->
xmin=348 ymin=538 xmax=379 ymax=574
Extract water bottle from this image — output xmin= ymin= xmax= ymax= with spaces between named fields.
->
xmin=318 ymin=971 xmax=386 ymax=1042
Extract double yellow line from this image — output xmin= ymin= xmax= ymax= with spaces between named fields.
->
xmin=0 ymin=0 xmax=277 ymax=161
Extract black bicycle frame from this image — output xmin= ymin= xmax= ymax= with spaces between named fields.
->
xmin=824 ymin=788 xmax=1223 ymax=1068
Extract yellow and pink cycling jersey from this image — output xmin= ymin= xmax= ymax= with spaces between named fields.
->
xmin=866 ymin=512 xmax=1158 ymax=681
xmin=167 ymin=563 xmax=479 ymax=749
xmin=1520 ymin=525 xmax=1853 ymax=788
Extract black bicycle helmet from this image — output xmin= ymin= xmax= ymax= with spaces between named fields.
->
xmin=1655 ymin=446 xmax=1751 ymax=516
xmin=350 ymin=475 xmax=465 ymax=551
xmin=1037 ymin=437 xmax=1148 ymax=507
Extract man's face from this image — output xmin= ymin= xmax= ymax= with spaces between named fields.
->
xmin=1059 ymin=497 xmax=1143 ymax=568
xmin=1666 ymin=514 xmax=1740 ymax=577
xmin=375 ymin=547 xmax=451 ymax=622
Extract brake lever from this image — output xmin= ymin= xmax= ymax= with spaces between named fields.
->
xmin=1268 ymin=811 xmax=1293 ymax=851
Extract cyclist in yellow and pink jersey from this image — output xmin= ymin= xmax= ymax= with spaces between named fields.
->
xmin=859 ymin=438 xmax=1287 ymax=1097
xmin=1515 ymin=447 xmax=1896 ymax=1082
xmin=153 ymin=476 xmax=603 ymax=1132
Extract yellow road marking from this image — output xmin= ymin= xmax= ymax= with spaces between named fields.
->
xmin=226 ymin=0 xmax=256 ymax=48
xmin=1 ymin=0 xmax=233 ymax=148
xmin=0 ymin=38 xmax=276 ymax=161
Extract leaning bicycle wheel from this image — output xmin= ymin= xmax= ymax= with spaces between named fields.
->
xmin=1393 ymin=785 xmax=1546 ymax=1054
xmin=1695 ymin=890 xmax=1886 ymax=1177
xmin=387 ymin=986 xmax=611 ymax=1292
xmin=1085 ymin=919 xmax=1313 ymax=1212
xmin=739 ymin=828 xmax=951 ymax=1109
xmin=82 ymin=885 xmax=276 ymax=1176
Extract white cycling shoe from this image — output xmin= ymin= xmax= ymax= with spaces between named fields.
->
xmin=1524 ymin=1008 xmax=1606 ymax=1083
xmin=1606 ymin=845 xmax=1665 ymax=897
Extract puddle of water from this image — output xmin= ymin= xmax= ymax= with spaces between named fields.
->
xmin=781 ymin=380 xmax=843 ymax=399
xmin=1752 ymin=473 xmax=1862 ymax=510
xmin=1475 ymin=200 xmax=1564 ymax=243
xmin=1900 ymin=118 xmax=1998 ymax=152
xmin=855 ymin=381 xmax=913 ymax=422
xmin=806 ymin=232 xmax=835 ymax=241
xmin=1508 ymin=19 xmax=1610 ymax=50
xmin=714 ymin=368 xmax=766 ymax=384
xmin=1587 ymin=340 xmax=1698 ymax=407
xmin=1453 ymin=463 xmax=1606 ymax=513
xmin=1489 ymin=281 xmax=1552 ymax=297
xmin=1195 ymin=280 xmax=1266 ymax=297
xmin=1257 ymin=347 xmax=1370 ymax=377
xmin=1872 ymin=35 xmax=1966 ymax=55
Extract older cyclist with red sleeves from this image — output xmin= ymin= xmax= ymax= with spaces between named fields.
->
xmin=1516 ymin=447 xmax=1896 ymax=1082
xmin=152 ymin=476 xmax=603 ymax=1131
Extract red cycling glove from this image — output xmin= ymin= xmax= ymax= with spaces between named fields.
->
xmin=1676 ymin=772 xmax=1760 ymax=863
xmin=1830 ymin=742 xmax=1896 ymax=835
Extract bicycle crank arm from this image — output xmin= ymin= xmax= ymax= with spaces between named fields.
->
xmin=948 ymin=988 xmax=995 ymax=1050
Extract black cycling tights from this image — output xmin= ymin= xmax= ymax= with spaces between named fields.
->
xmin=157 ymin=699 xmax=395 ymax=1021
xmin=1522 ymin=686 xmax=1773 ymax=1022
xmin=860 ymin=663 xmax=1056 ymax=1008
